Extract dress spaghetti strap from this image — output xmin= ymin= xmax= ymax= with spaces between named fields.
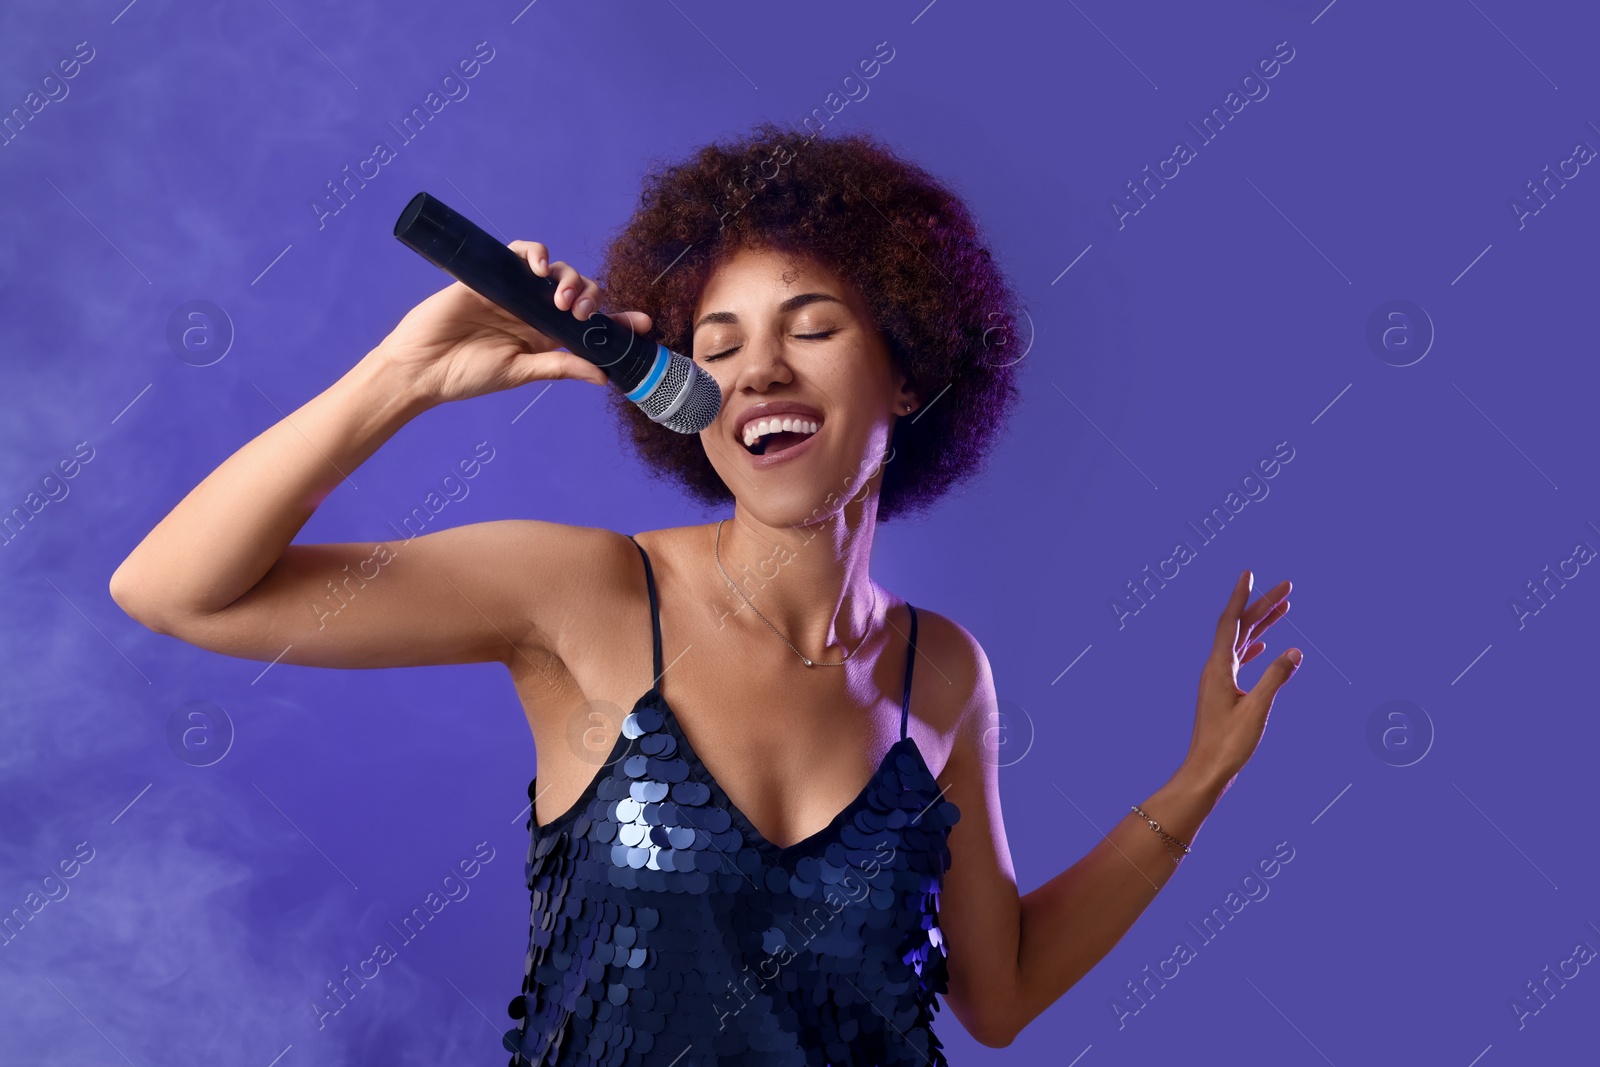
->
xmin=901 ymin=604 xmax=919 ymax=742
xmin=627 ymin=535 xmax=664 ymax=682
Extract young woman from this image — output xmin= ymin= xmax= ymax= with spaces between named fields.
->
xmin=110 ymin=122 xmax=1301 ymax=1065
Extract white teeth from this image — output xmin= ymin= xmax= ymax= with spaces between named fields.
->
xmin=742 ymin=416 xmax=822 ymax=448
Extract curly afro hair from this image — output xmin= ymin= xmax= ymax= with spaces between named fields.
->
xmin=596 ymin=121 xmax=1023 ymax=522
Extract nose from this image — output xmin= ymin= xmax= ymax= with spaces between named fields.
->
xmin=732 ymin=330 xmax=794 ymax=393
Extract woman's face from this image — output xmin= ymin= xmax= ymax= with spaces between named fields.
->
xmin=691 ymin=245 xmax=916 ymax=528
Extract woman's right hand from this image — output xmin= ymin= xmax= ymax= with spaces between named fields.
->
xmin=374 ymin=240 xmax=654 ymax=405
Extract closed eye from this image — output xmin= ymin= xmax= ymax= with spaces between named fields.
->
xmin=703 ymin=329 xmax=838 ymax=362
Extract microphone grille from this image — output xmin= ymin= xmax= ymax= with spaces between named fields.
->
xmin=638 ymin=354 xmax=722 ymax=434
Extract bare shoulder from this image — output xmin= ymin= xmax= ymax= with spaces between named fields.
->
xmin=494 ymin=518 xmax=650 ymax=632
xmin=463 ymin=518 xmax=642 ymax=600
xmin=497 ymin=518 xmax=648 ymax=590
xmin=444 ymin=518 xmax=643 ymax=668
xmin=509 ymin=521 xmax=723 ymax=667
xmin=905 ymin=605 xmax=997 ymax=743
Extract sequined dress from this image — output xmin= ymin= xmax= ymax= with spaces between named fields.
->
xmin=502 ymin=536 xmax=962 ymax=1066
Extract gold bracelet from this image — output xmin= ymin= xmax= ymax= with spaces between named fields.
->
xmin=1131 ymin=804 xmax=1191 ymax=861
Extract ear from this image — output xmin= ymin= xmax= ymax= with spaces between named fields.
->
xmin=892 ymin=374 xmax=920 ymax=417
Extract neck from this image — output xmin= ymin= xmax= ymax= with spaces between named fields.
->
xmin=714 ymin=491 xmax=881 ymax=660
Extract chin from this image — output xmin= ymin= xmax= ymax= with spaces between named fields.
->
xmin=727 ymin=488 xmax=842 ymax=531
xmin=729 ymin=470 xmax=878 ymax=533
xmin=706 ymin=428 xmax=887 ymax=529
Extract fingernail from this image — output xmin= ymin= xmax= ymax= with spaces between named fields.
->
xmin=1288 ymin=649 xmax=1302 ymax=665
xmin=575 ymin=298 xmax=594 ymax=319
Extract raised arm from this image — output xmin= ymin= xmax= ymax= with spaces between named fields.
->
xmin=109 ymin=241 xmax=649 ymax=672
xmin=935 ymin=570 xmax=1301 ymax=1047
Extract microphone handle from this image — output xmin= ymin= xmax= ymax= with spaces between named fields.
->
xmin=393 ymin=191 xmax=657 ymax=388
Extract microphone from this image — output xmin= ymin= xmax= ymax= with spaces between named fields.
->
xmin=392 ymin=191 xmax=722 ymax=434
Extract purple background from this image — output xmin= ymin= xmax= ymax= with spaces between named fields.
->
xmin=3 ymin=1 xmax=1597 ymax=1064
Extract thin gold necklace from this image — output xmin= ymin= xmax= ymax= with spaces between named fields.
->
xmin=712 ymin=519 xmax=878 ymax=667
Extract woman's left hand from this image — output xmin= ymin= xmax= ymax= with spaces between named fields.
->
xmin=1181 ymin=569 xmax=1303 ymax=797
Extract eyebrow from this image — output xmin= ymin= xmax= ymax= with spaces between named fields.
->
xmin=692 ymin=292 xmax=846 ymax=332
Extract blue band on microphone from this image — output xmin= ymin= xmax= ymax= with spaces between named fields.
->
xmin=623 ymin=344 xmax=672 ymax=402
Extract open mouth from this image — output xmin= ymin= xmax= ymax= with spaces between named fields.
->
xmin=741 ymin=416 xmax=821 ymax=456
